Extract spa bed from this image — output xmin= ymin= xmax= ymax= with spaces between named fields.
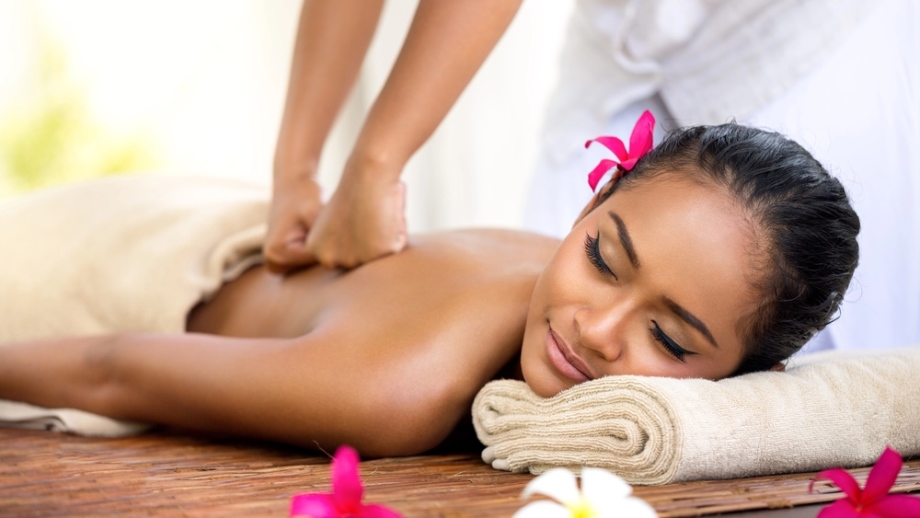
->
xmin=1 ymin=428 xmax=917 ymax=517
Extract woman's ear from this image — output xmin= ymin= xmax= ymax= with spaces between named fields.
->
xmin=571 ymin=173 xmax=620 ymax=228
xmin=769 ymin=362 xmax=786 ymax=372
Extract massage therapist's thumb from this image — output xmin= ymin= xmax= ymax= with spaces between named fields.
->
xmin=264 ymin=230 xmax=317 ymax=274
xmin=392 ymin=181 xmax=408 ymax=252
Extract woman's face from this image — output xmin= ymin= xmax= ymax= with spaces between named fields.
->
xmin=521 ymin=172 xmax=762 ymax=397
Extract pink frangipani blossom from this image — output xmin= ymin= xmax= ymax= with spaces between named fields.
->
xmin=810 ymin=446 xmax=920 ymax=517
xmin=584 ymin=110 xmax=656 ymax=191
xmin=290 ymin=446 xmax=402 ymax=518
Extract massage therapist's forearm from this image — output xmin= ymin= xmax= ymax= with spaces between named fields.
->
xmin=348 ymin=0 xmax=523 ymax=176
xmin=274 ymin=0 xmax=385 ymax=181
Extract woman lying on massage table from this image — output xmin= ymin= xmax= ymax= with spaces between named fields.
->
xmin=0 ymin=121 xmax=859 ymax=457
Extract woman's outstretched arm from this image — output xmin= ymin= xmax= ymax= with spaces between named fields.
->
xmin=0 ymin=331 xmax=464 ymax=456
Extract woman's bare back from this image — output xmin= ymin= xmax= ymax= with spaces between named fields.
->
xmin=188 ymin=229 xmax=557 ymax=342
xmin=0 ymin=228 xmax=557 ymax=456
xmin=174 ymin=228 xmax=558 ymax=452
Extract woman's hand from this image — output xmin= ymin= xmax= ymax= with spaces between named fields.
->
xmin=264 ymin=174 xmax=324 ymax=274
xmin=305 ymin=159 xmax=407 ymax=270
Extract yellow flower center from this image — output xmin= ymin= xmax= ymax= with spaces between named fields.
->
xmin=567 ymin=500 xmax=597 ymax=518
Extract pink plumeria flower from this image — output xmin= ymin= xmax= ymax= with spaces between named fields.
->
xmin=514 ymin=467 xmax=657 ymax=518
xmin=584 ymin=110 xmax=656 ymax=191
xmin=290 ymin=446 xmax=402 ymax=518
xmin=810 ymin=446 xmax=920 ymax=517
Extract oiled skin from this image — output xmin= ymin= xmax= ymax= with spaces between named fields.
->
xmin=0 ymin=229 xmax=557 ymax=456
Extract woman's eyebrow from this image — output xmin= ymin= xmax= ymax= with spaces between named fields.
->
xmin=663 ymin=297 xmax=719 ymax=349
xmin=608 ymin=210 xmax=719 ymax=349
xmin=608 ymin=211 xmax=640 ymax=268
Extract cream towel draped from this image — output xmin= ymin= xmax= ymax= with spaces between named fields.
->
xmin=0 ymin=174 xmax=268 ymax=435
xmin=473 ymin=346 xmax=920 ymax=485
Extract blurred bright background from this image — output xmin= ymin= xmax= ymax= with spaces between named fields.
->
xmin=0 ymin=0 xmax=573 ymax=231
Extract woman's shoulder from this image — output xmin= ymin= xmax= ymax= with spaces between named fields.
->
xmin=407 ymin=228 xmax=560 ymax=273
xmin=326 ymin=228 xmax=557 ymax=328
xmin=329 ymin=228 xmax=558 ymax=313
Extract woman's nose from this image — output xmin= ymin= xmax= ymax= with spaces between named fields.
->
xmin=573 ymin=299 xmax=635 ymax=362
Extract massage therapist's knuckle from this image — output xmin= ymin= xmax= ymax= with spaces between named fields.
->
xmin=316 ymin=255 xmax=336 ymax=269
xmin=263 ymin=246 xmax=281 ymax=264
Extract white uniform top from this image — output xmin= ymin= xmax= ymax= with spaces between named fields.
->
xmin=525 ymin=0 xmax=920 ymax=352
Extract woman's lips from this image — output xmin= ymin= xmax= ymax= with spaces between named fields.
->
xmin=546 ymin=328 xmax=594 ymax=382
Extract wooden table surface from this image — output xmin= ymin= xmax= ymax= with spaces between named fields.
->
xmin=1 ymin=428 xmax=917 ymax=517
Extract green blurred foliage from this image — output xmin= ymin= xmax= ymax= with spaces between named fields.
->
xmin=0 ymin=29 xmax=161 ymax=197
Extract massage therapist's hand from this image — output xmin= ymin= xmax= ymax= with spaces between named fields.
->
xmin=264 ymin=173 xmax=324 ymax=274
xmin=266 ymin=0 xmax=521 ymax=272
xmin=305 ymin=157 xmax=408 ymax=270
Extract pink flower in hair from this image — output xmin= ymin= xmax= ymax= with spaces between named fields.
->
xmin=584 ymin=110 xmax=656 ymax=191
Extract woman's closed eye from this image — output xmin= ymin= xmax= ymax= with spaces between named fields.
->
xmin=651 ymin=320 xmax=694 ymax=361
xmin=585 ymin=231 xmax=696 ymax=363
xmin=584 ymin=232 xmax=617 ymax=280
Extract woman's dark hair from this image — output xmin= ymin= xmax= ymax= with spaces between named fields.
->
xmin=595 ymin=123 xmax=860 ymax=373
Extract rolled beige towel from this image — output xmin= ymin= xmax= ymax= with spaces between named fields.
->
xmin=0 ymin=174 xmax=268 ymax=342
xmin=0 ymin=174 xmax=268 ymax=436
xmin=473 ymin=346 xmax=920 ymax=485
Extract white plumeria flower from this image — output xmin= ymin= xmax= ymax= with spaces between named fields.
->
xmin=513 ymin=467 xmax=658 ymax=518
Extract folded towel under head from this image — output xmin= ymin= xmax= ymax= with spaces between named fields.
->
xmin=473 ymin=346 xmax=920 ymax=485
